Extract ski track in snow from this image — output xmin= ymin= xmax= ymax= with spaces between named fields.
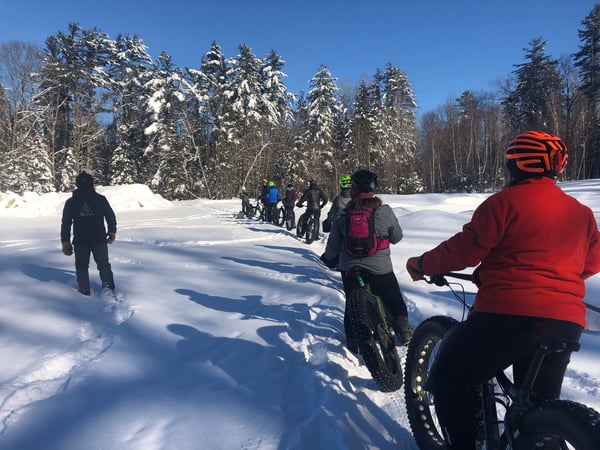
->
xmin=0 ymin=291 xmax=134 ymax=435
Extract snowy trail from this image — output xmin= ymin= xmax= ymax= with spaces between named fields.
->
xmin=0 ymin=287 xmax=134 ymax=435
xmin=0 ymin=186 xmax=598 ymax=449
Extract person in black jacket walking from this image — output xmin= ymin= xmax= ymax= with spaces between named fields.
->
xmin=60 ymin=171 xmax=117 ymax=295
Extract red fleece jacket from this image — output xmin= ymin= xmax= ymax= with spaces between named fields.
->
xmin=421 ymin=177 xmax=600 ymax=327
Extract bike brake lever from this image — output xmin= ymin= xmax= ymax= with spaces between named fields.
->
xmin=427 ymin=274 xmax=448 ymax=287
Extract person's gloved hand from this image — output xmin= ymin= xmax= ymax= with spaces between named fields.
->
xmin=406 ymin=256 xmax=425 ymax=281
xmin=106 ymin=233 xmax=116 ymax=244
xmin=296 ymin=202 xmax=303 ymax=208
xmin=320 ymin=253 xmax=338 ymax=269
xmin=62 ymin=242 xmax=73 ymax=256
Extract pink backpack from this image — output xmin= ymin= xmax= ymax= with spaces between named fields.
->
xmin=343 ymin=207 xmax=390 ymax=257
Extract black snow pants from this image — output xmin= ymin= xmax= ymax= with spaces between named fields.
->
xmin=429 ymin=311 xmax=582 ymax=450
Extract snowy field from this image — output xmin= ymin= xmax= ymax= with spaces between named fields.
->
xmin=0 ymin=181 xmax=599 ymax=449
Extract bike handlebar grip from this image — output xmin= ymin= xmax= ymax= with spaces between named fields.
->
xmin=430 ymin=274 xmax=448 ymax=286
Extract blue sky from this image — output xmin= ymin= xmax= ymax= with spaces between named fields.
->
xmin=1 ymin=0 xmax=597 ymax=113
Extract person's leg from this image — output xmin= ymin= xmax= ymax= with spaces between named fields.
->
xmin=430 ymin=313 xmax=536 ymax=450
xmin=363 ymin=271 xmax=412 ymax=341
xmin=513 ymin=317 xmax=583 ymax=401
xmin=91 ymin=244 xmax=115 ymax=289
xmin=74 ymin=244 xmax=92 ymax=294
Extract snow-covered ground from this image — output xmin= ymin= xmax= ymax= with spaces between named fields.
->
xmin=0 ymin=181 xmax=599 ymax=449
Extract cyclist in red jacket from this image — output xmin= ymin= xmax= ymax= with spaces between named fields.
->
xmin=406 ymin=131 xmax=600 ymax=450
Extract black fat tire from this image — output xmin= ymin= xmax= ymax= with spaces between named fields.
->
xmin=296 ymin=213 xmax=306 ymax=238
xmin=285 ymin=210 xmax=295 ymax=230
xmin=251 ymin=204 xmax=262 ymax=220
xmin=274 ymin=206 xmax=284 ymax=226
xmin=512 ymin=400 xmax=600 ymax=450
xmin=404 ymin=316 xmax=457 ymax=450
xmin=348 ymin=288 xmax=403 ymax=392
xmin=305 ymin=215 xmax=316 ymax=244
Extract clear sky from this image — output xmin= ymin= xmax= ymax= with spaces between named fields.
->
xmin=1 ymin=0 xmax=597 ymax=113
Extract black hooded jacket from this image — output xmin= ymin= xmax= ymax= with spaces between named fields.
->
xmin=61 ymin=188 xmax=117 ymax=245
xmin=298 ymin=181 xmax=328 ymax=211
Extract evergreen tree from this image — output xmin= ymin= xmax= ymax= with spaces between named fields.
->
xmin=502 ymin=37 xmax=564 ymax=132
xmin=573 ymin=4 xmax=600 ymax=178
xmin=0 ymin=41 xmax=53 ymax=193
xmin=36 ymin=23 xmax=112 ymax=190
xmin=302 ymin=64 xmax=340 ymax=182
xmin=144 ymin=51 xmax=189 ymax=199
xmin=107 ymin=34 xmax=154 ymax=185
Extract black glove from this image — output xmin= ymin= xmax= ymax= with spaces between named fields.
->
xmin=296 ymin=202 xmax=302 ymax=208
xmin=62 ymin=242 xmax=73 ymax=256
xmin=320 ymin=253 xmax=338 ymax=269
xmin=106 ymin=233 xmax=116 ymax=244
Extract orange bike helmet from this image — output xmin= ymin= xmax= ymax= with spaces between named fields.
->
xmin=505 ymin=131 xmax=568 ymax=176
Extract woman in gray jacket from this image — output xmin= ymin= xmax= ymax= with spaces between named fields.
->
xmin=320 ymin=170 xmax=412 ymax=353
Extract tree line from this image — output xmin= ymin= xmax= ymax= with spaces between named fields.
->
xmin=1 ymin=4 xmax=600 ymax=200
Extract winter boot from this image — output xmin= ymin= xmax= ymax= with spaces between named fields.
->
xmin=392 ymin=315 xmax=413 ymax=344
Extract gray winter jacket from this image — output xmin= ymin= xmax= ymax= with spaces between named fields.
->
xmin=322 ymin=200 xmax=403 ymax=274
xmin=325 ymin=189 xmax=351 ymax=224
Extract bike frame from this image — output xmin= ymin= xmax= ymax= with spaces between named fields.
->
xmin=356 ymin=272 xmax=394 ymax=335
xmin=426 ymin=273 xmax=583 ymax=449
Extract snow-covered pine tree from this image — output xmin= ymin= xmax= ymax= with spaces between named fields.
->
xmin=301 ymin=64 xmax=340 ymax=184
xmin=144 ymin=51 xmax=189 ymax=199
xmin=107 ymin=34 xmax=154 ymax=186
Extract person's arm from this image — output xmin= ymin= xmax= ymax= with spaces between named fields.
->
xmin=582 ymin=213 xmax=600 ymax=279
xmin=60 ymin=200 xmax=73 ymax=243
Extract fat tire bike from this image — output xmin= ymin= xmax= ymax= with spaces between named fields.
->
xmin=346 ymin=270 xmax=403 ymax=392
xmin=404 ymin=272 xmax=600 ymax=450
xmin=241 ymin=200 xmax=254 ymax=219
xmin=296 ymin=210 xmax=319 ymax=244
xmin=273 ymin=201 xmax=285 ymax=227
xmin=283 ymin=205 xmax=295 ymax=230
xmin=249 ymin=201 xmax=267 ymax=221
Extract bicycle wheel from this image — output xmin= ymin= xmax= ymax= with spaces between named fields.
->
xmin=275 ymin=206 xmax=285 ymax=226
xmin=285 ymin=210 xmax=295 ymax=230
xmin=296 ymin=213 xmax=306 ymax=238
xmin=404 ymin=316 xmax=458 ymax=449
xmin=251 ymin=204 xmax=261 ymax=220
xmin=348 ymin=287 xmax=403 ymax=392
xmin=510 ymin=400 xmax=600 ymax=450
xmin=305 ymin=215 xmax=316 ymax=244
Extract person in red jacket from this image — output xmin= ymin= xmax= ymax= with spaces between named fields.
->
xmin=406 ymin=131 xmax=600 ymax=450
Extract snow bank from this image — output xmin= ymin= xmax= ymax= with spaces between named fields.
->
xmin=0 ymin=184 xmax=172 ymax=217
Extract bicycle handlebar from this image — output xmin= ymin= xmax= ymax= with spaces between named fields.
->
xmin=424 ymin=272 xmax=473 ymax=286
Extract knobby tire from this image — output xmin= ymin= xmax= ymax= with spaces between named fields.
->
xmin=296 ymin=213 xmax=306 ymax=238
xmin=404 ymin=316 xmax=457 ymax=450
xmin=347 ymin=287 xmax=403 ymax=392
xmin=305 ymin=215 xmax=316 ymax=244
xmin=510 ymin=400 xmax=600 ymax=450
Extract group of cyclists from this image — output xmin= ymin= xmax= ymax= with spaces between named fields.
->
xmin=240 ymin=177 xmax=330 ymax=229
xmin=238 ymin=131 xmax=600 ymax=450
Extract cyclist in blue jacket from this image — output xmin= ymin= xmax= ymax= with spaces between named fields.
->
xmin=265 ymin=181 xmax=280 ymax=222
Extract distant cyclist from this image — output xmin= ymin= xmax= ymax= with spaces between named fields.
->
xmin=283 ymin=182 xmax=298 ymax=228
xmin=265 ymin=181 xmax=280 ymax=222
xmin=406 ymin=131 xmax=600 ymax=450
xmin=323 ymin=173 xmax=351 ymax=233
xmin=296 ymin=179 xmax=328 ymax=223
